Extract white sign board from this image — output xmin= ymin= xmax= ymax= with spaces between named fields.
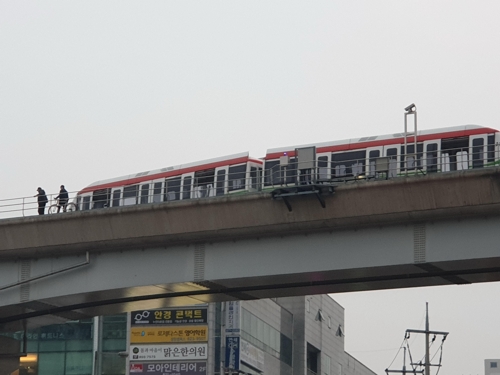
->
xmin=225 ymin=301 xmax=241 ymax=336
xmin=129 ymin=343 xmax=208 ymax=361
xmin=240 ymin=339 xmax=265 ymax=371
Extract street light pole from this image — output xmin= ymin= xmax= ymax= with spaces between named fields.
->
xmin=404 ymin=103 xmax=417 ymax=174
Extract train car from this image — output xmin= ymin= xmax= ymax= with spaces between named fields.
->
xmin=76 ymin=152 xmax=263 ymax=211
xmin=263 ymin=125 xmax=499 ymax=187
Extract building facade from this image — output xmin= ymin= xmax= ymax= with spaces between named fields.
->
xmin=485 ymin=359 xmax=500 ymax=375
xmin=12 ymin=295 xmax=374 ymax=375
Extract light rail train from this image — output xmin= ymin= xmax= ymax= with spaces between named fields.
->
xmin=75 ymin=125 xmax=499 ymax=211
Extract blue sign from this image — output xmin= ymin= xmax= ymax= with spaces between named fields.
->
xmin=225 ymin=336 xmax=240 ymax=371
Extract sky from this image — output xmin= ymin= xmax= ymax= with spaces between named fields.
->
xmin=0 ymin=1 xmax=499 ymax=374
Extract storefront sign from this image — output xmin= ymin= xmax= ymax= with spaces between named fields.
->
xmin=132 ymin=308 xmax=208 ymax=325
xmin=130 ymin=343 xmax=208 ymax=361
xmin=130 ymin=326 xmax=208 ymax=343
xmin=130 ymin=361 xmax=207 ymax=375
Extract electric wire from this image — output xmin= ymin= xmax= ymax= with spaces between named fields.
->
xmin=385 ymin=336 xmax=407 ymax=371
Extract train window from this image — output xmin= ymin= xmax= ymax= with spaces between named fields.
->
xmin=165 ymin=177 xmax=181 ymax=201
xmin=112 ymin=190 xmax=121 ymax=207
xmin=426 ymin=143 xmax=438 ymax=173
xmin=82 ymin=196 xmax=90 ymax=211
xmin=264 ymin=160 xmax=280 ymax=186
xmin=387 ymin=148 xmax=397 ymax=158
xmin=123 ymin=185 xmax=138 ymax=205
xmin=93 ymin=188 xmax=109 ymax=209
xmin=368 ymin=150 xmax=380 ymax=177
xmin=331 ymin=150 xmax=366 ymax=178
xmin=472 ymin=138 xmax=484 ymax=168
xmin=216 ymin=170 xmax=226 ymax=196
xmin=153 ymin=182 xmax=162 ymax=203
xmin=488 ymin=135 xmax=495 ymax=163
xmin=228 ymin=164 xmax=246 ymax=191
xmin=140 ymin=184 xmax=149 ymax=204
xmin=182 ymin=176 xmax=192 ymax=199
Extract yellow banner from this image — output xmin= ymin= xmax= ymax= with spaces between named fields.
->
xmin=130 ymin=326 xmax=208 ymax=343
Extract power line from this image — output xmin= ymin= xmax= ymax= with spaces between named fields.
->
xmin=386 ymin=303 xmax=448 ymax=375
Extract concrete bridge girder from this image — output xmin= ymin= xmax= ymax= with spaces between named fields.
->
xmin=0 ymin=168 xmax=500 ymax=327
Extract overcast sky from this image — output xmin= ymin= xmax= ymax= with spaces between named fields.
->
xmin=1 ymin=1 xmax=499 ymax=374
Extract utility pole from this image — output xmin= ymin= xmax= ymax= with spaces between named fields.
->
xmin=386 ymin=303 xmax=448 ymax=375
xmin=425 ymin=303 xmax=430 ymax=375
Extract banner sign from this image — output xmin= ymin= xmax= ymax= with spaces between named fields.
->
xmin=130 ymin=343 xmax=208 ymax=361
xmin=130 ymin=326 xmax=208 ymax=343
xmin=240 ymin=339 xmax=264 ymax=371
xmin=130 ymin=361 xmax=207 ymax=375
xmin=225 ymin=336 xmax=240 ymax=371
xmin=132 ymin=308 xmax=208 ymax=325
xmin=224 ymin=301 xmax=240 ymax=336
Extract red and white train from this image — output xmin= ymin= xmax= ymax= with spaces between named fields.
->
xmin=76 ymin=125 xmax=499 ymax=210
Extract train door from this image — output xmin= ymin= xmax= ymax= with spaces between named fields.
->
xmin=317 ymin=153 xmax=330 ymax=182
xmin=470 ymin=134 xmax=487 ymax=169
xmin=248 ymin=163 xmax=262 ymax=191
xmin=215 ymin=167 xmax=227 ymax=196
xmin=111 ymin=187 xmax=122 ymax=208
xmin=384 ymin=145 xmax=400 ymax=178
xmin=488 ymin=134 xmax=497 ymax=167
xmin=151 ymin=178 xmax=164 ymax=203
xmin=365 ymin=146 xmax=383 ymax=178
xmin=181 ymin=173 xmax=194 ymax=200
xmin=441 ymin=136 xmax=469 ymax=171
xmin=139 ymin=182 xmax=150 ymax=204
xmin=78 ymin=192 xmax=92 ymax=211
xmin=423 ymin=140 xmax=440 ymax=173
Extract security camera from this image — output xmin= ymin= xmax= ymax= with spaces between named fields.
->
xmin=405 ymin=103 xmax=416 ymax=112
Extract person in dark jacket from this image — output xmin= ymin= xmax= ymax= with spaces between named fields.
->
xmin=54 ymin=185 xmax=69 ymax=213
xmin=34 ymin=187 xmax=48 ymax=215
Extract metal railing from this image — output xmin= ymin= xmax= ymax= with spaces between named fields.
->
xmin=0 ymin=145 xmax=497 ymax=220
xmin=0 ymin=190 xmax=81 ymax=219
xmin=265 ymin=146 xmax=498 ymax=188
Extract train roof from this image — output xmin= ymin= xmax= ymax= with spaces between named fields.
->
xmin=81 ymin=152 xmax=261 ymax=193
xmin=265 ymin=124 xmax=497 ymax=158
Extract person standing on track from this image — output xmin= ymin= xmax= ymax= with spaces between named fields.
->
xmin=34 ymin=187 xmax=48 ymax=215
xmin=54 ymin=185 xmax=69 ymax=213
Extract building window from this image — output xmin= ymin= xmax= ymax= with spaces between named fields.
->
xmin=491 ymin=362 xmax=498 ymax=368
xmin=307 ymin=343 xmax=319 ymax=374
